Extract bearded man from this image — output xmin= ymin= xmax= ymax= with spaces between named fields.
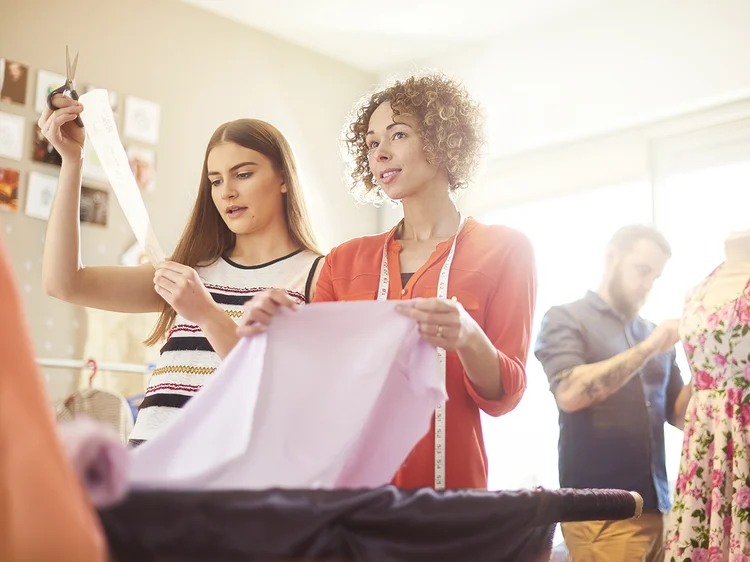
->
xmin=534 ymin=224 xmax=692 ymax=562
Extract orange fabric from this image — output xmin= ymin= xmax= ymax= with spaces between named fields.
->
xmin=0 ymin=230 xmax=106 ymax=562
xmin=314 ymin=217 xmax=537 ymax=489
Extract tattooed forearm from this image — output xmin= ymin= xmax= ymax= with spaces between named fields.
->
xmin=556 ymin=368 xmax=574 ymax=385
xmin=581 ymin=365 xmax=635 ymax=402
xmin=554 ymin=342 xmax=654 ymax=413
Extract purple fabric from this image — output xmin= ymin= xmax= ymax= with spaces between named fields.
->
xmin=128 ymin=301 xmax=445 ymax=491
xmin=57 ymin=416 xmax=129 ymax=508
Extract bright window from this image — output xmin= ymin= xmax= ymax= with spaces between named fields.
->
xmin=480 ymin=181 xmax=653 ymax=492
xmin=645 ymin=160 xmax=750 ymax=320
xmin=474 ymin=113 xmax=750 ymax=551
xmin=479 ymin=160 xmax=750 ymax=496
xmin=643 ymin=159 xmax=750 ymax=485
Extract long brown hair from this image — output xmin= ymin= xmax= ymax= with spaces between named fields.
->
xmin=144 ymin=119 xmax=321 ymax=346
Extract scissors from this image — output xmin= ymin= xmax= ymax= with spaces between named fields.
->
xmin=46 ymin=45 xmax=83 ymax=128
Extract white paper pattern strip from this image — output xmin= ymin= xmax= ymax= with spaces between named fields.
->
xmin=78 ymin=89 xmax=164 ymax=265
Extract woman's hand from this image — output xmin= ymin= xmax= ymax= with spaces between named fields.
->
xmin=153 ymin=262 xmax=220 ymax=325
xmin=396 ymin=297 xmax=480 ymax=351
xmin=38 ymin=95 xmax=85 ymax=162
xmin=237 ymin=289 xmax=299 ymax=337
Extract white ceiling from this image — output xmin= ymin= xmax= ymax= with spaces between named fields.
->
xmin=180 ymin=0 xmax=609 ymax=73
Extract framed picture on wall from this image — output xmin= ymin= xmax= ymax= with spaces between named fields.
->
xmin=126 ymin=144 xmax=156 ymax=192
xmin=0 ymin=167 xmax=20 ymax=212
xmin=32 ymin=124 xmax=62 ymax=166
xmin=35 ymin=69 xmax=67 ymax=114
xmin=0 ymin=111 xmax=24 ymax=160
xmin=123 ymin=96 xmax=160 ymax=145
xmin=120 ymin=240 xmax=148 ymax=266
xmin=25 ymin=171 xmax=58 ymax=221
xmin=83 ymin=85 xmax=118 ymax=117
xmin=80 ymin=185 xmax=109 ymax=226
xmin=0 ymin=59 xmax=29 ymax=105
xmin=82 ymin=137 xmax=108 ymax=183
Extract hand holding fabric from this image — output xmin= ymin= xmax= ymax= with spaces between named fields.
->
xmin=153 ymin=261 xmax=219 ymax=325
xmin=237 ymin=288 xmax=299 ymax=337
xmin=396 ymin=297 xmax=480 ymax=351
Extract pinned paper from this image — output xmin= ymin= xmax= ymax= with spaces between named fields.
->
xmin=82 ymin=137 xmax=108 ymax=183
xmin=0 ymin=167 xmax=19 ymax=212
xmin=25 ymin=171 xmax=58 ymax=221
xmin=0 ymin=112 xmax=24 ymax=161
xmin=80 ymin=186 xmax=109 ymax=226
xmin=35 ymin=70 xmax=67 ymax=113
xmin=123 ymin=96 xmax=160 ymax=144
xmin=78 ymin=89 xmax=164 ymax=265
xmin=0 ymin=59 xmax=29 ymax=105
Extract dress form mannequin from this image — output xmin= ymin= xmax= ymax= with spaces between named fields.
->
xmin=698 ymin=229 xmax=750 ymax=309
xmin=666 ymin=229 xmax=750 ymax=558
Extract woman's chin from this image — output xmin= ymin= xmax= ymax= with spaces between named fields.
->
xmin=381 ymin=186 xmax=408 ymax=202
xmin=221 ymin=218 xmax=248 ymax=235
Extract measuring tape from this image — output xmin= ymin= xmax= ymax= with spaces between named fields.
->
xmin=377 ymin=215 xmax=465 ymax=490
xmin=78 ymin=89 xmax=165 ymax=266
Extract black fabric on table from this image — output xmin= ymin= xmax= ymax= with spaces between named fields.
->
xmin=99 ymin=485 xmax=640 ymax=562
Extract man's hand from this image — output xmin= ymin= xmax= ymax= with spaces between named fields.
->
xmin=644 ymin=319 xmax=681 ymax=355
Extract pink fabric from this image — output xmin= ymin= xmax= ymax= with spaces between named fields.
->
xmin=57 ymin=417 xmax=129 ymax=508
xmin=128 ymin=300 xmax=445 ymax=490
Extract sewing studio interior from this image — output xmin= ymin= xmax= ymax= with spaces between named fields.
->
xmin=2 ymin=0 xmax=750 ymax=560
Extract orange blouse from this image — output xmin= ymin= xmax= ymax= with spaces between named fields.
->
xmin=0 ymin=232 xmax=105 ymax=561
xmin=313 ymin=217 xmax=537 ymax=490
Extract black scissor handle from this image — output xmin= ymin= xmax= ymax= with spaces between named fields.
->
xmin=46 ymin=84 xmax=84 ymax=128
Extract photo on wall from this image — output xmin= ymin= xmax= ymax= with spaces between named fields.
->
xmin=0 ymin=167 xmax=20 ymax=212
xmin=0 ymin=111 xmax=24 ymax=161
xmin=32 ymin=124 xmax=62 ymax=166
xmin=35 ymin=69 xmax=67 ymax=114
xmin=126 ymin=145 xmax=156 ymax=192
xmin=120 ymin=240 xmax=148 ymax=266
xmin=80 ymin=185 xmax=109 ymax=226
xmin=123 ymin=96 xmax=160 ymax=145
xmin=25 ymin=171 xmax=58 ymax=221
xmin=82 ymin=137 xmax=108 ymax=183
xmin=83 ymin=85 xmax=118 ymax=117
xmin=0 ymin=59 xmax=29 ymax=105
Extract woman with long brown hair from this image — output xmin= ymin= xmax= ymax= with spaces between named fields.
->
xmin=39 ymin=96 xmax=323 ymax=446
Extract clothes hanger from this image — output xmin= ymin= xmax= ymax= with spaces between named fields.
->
xmin=86 ymin=358 xmax=98 ymax=388
xmin=64 ymin=358 xmax=99 ymax=406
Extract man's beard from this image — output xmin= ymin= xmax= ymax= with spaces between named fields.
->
xmin=608 ymin=269 xmax=641 ymax=319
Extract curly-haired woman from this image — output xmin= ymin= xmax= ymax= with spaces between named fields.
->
xmin=239 ymin=72 xmax=538 ymax=491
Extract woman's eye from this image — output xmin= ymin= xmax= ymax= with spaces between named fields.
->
xmin=237 ymin=172 xmax=253 ymax=180
xmin=368 ymin=141 xmax=379 ymax=150
xmin=210 ymin=179 xmax=222 ymax=187
xmin=393 ymin=131 xmax=406 ymax=140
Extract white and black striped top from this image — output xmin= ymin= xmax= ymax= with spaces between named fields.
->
xmin=129 ymin=249 xmax=322 ymax=442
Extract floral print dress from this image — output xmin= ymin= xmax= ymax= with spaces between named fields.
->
xmin=666 ymin=267 xmax=750 ymax=562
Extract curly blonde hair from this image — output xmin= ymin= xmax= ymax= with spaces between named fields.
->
xmin=342 ymin=72 xmax=485 ymax=204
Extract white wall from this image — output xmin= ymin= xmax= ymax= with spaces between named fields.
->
xmin=384 ymin=0 xmax=750 ymax=159
xmin=374 ymin=0 xmax=750 ymax=229
xmin=0 ymin=0 xmax=377 ymax=397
